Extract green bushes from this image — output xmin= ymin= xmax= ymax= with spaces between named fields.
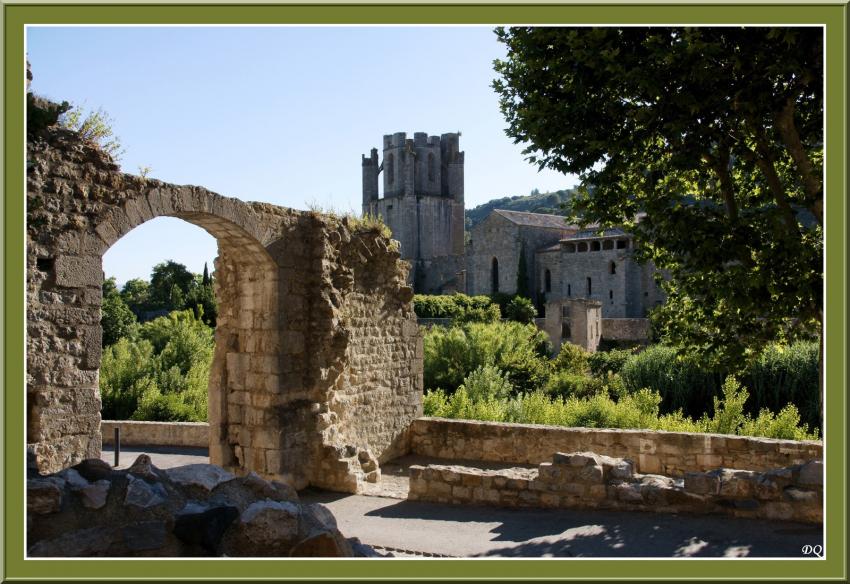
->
xmin=414 ymin=293 xmax=500 ymax=323
xmin=423 ymin=321 xmax=550 ymax=394
xmin=422 ymin=375 xmax=818 ymax=440
xmin=505 ymin=296 xmax=537 ymax=324
xmin=618 ymin=341 xmax=820 ymax=429
xmin=99 ymin=309 xmax=212 ymax=422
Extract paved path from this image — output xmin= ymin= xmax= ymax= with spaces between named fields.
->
xmin=300 ymin=491 xmax=823 ymax=558
xmin=100 ymin=445 xmax=209 ymax=469
xmin=103 ymin=447 xmax=823 ymax=558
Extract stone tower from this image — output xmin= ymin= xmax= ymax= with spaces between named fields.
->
xmin=362 ymin=132 xmax=465 ymax=290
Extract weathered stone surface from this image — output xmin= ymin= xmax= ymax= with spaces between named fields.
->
xmin=165 ymin=464 xmax=235 ymax=492
xmin=798 ymin=460 xmax=823 ymax=486
xmin=27 ymin=460 xmax=362 ymax=557
xmin=124 ymin=475 xmax=167 ymax=509
xmin=128 ymin=454 xmax=159 ymax=480
xmin=408 ymin=453 xmax=822 ymax=524
xmin=27 ymin=478 xmax=64 ymax=514
xmin=290 ymin=531 xmax=352 ymax=557
xmin=222 ymin=500 xmax=301 ymax=556
xmin=79 ymin=480 xmax=110 ymax=509
xmin=60 ymin=468 xmax=89 ymax=490
xmin=122 ymin=521 xmax=167 ymax=552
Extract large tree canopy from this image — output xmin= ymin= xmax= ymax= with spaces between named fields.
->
xmin=493 ymin=27 xmax=823 ymax=368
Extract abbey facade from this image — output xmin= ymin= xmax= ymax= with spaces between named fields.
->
xmin=362 ymin=132 xmax=665 ymax=347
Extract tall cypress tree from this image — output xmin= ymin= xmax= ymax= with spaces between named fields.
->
xmin=202 ymin=262 xmax=211 ymax=287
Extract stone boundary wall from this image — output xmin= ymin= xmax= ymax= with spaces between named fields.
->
xmin=101 ymin=421 xmax=209 ymax=448
xmin=409 ymin=418 xmax=822 ymax=477
xmin=601 ymin=318 xmax=650 ymax=341
xmin=408 ymin=452 xmax=822 ymax=523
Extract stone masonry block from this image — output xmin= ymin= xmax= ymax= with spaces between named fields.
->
xmin=54 ymin=255 xmax=101 ymax=288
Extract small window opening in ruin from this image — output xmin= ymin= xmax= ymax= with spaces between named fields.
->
xmin=491 ymin=257 xmax=499 ymax=294
xmin=591 ymin=241 xmax=601 ymax=251
xmin=587 ymin=277 xmax=592 ymax=295
xmin=36 ymin=257 xmax=54 ymax=272
xmin=610 ymin=261 xmax=616 ymax=275
xmin=545 ymin=269 xmax=552 ymax=293
xmin=577 ymin=242 xmax=588 ymax=252
xmin=428 ymin=152 xmax=435 ymax=181
xmin=645 ymin=291 xmax=649 ymax=297
xmin=387 ymin=205 xmax=393 ymax=211
xmin=603 ymin=240 xmax=614 ymax=251
xmin=561 ymin=322 xmax=571 ymax=340
xmin=567 ymin=284 xmax=571 ymax=296
xmin=565 ymin=243 xmax=576 ymax=253
xmin=616 ymin=239 xmax=628 ymax=249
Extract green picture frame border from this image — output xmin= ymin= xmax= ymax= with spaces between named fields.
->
xmin=3 ymin=2 xmax=846 ymax=581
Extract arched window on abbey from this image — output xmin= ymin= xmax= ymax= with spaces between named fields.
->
xmin=491 ymin=257 xmax=500 ymax=293
xmin=544 ymin=269 xmax=552 ymax=293
xmin=591 ymin=241 xmax=601 ymax=251
xmin=603 ymin=240 xmax=614 ymax=251
xmin=610 ymin=261 xmax=616 ymax=275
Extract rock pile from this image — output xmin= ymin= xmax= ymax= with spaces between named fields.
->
xmin=27 ymin=454 xmax=382 ymax=557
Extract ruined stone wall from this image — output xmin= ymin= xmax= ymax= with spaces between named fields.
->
xmin=27 ymin=101 xmax=421 ymax=492
xmin=408 ymin=452 xmax=822 ymax=524
xmin=601 ymin=318 xmax=651 ymax=342
xmin=101 ymin=421 xmax=209 ymax=448
xmin=409 ymin=418 xmax=822 ymax=477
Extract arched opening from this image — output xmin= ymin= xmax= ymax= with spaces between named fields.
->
xmin=91 ymin=196 xmax=283 ymax=475
xmin=587 ymin=277 xmax=592 ymax=296
xmin=565 ymin=243 xmax=576 ymax=253
xmin=617 ymin=239 xmax=628 ymax=249
xmin=491 ymin=257 xmax=500 ymax=294
xmin=610 ymin=261 xmax=617 ymax=275
xmin=544 ymin=269 xmax=552 ymax=293
xmin=568 ymin=283 xmax=572 ymax=297
xmin=603 ymin=240 xmax=614 ymax=251
xmin=590 ymin=241 xmax=601 ymax=251
xmin=577 ymin=242 xmax=588 ymax=252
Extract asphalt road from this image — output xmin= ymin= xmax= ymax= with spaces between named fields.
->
xmin=300 ymin=490 xmax=824 ymax=558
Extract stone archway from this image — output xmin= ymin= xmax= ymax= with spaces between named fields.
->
xmin=27 ymin=99 xmax=423 ymax=492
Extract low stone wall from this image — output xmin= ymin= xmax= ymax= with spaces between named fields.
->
xmin=601 ymin=318 xmax=650 ymax=341
xmin=101 ymin=421 xmax=209 ymax=448
xmin=409 ymin=418 xmax=822 ymax=477
xmin=408 ymin=452 xmax=823 ymax=523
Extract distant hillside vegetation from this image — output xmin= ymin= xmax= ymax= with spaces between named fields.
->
xmin=465 ymin=188 xmax=576 ymax=229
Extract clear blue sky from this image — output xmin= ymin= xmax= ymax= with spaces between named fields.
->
xmin=27 ymin=26 xmax=577 ymax=286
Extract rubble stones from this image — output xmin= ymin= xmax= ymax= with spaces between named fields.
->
xmin=27 ymin=457 xmax=374 ymax=557
xmin=165 ymin=464 xmax=235 ymax=492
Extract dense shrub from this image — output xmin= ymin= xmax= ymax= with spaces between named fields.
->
xmin=551 ymin=342 xmax=589 ymax=374
xmin=544 ymin=370 xmax=604 ymax=399
xmin=505 ymin=296 xmax=537 ymax=324
xmin=619 ymin=345 xmax=726 ymax=419
xmin=423 ymin=321 xmax=550 ymax=394
xmin=588 ymin=348 xmax=636 ymax=377
xmin=99 ymin=309 xmax=212 ymax=421
xmin=421 ymin=375 xmax=818 ymax=440
xmin=618 ymin=341 xmax=820 ymax=429
xmin=414 ymin=293 xmax=500 ymax=323
xmin=460 ymin=365 xmax=514 ymax=402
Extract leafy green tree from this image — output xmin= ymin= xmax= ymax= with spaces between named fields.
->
xmin=120 ymin=278 xmax=152 ymax=319
xmin=149 ymin=260 xmax=196 ymax=312
xmin=493 ymin=27 xmax=823 ymax=419
xmin=101 ymin=277 xmax=137 ymax=346
xmin=515 ymin=240 xmax=530 ymax=299
xmin=505 ymin=295 xmax=537 ymax=324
